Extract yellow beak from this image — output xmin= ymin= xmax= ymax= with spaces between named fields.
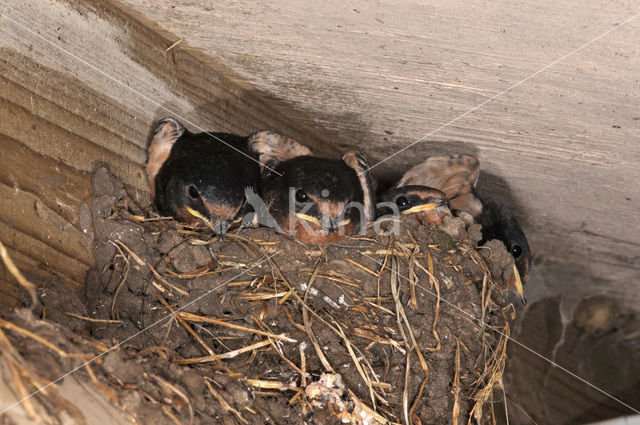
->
xmin=512 ymin=264 xmax=526 ymax=304
xmin=401 ymin=202 xmax=442 ymax=215
xmin=186 ymin=207 xmax=216 ymax=232
xmin=186 ymin=206 xmax=207 ymax=222
xmin=294 ymin=212 xmax=322 ymax=227
xmin=294 ymin=213 xmax=351 ymax=229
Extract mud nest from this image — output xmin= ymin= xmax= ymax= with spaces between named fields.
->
xmin=0 ymin=166 xmax=518 ymax=425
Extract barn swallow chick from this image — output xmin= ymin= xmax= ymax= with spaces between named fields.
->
xmin=377 ymin=185 xmax=450 ymax=225
xmin=146 ymin=118 xmax=261 ymax=238
xmin=475 ymin=196 xmax=530 ymax=303
xmin=260 ymin=152 xmax=375 ymax=245
xmin=394 ymin=154 xmax=530 ymax=303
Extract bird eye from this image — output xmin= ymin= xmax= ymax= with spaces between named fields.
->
xmin=395 ymin=196 xmax=409 ymax=208
xmin=295 ymin=189 xmax=308 ymax=203
xmin=186 ymin=185 xmax=199 ymax=200
xmin=511 ymin=244 xmax=523 ymax=259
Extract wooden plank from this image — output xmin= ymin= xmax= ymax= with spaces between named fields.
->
xmin=0 ymin=1 xmax=339 ymax=157
xmin=0 ymin=183 xmax=91 ymax=267
xmin=0 ymin=247 xmax=30 ymax=313
xmin=0 ymin=50 xmax=149 ymax=158
xmin=0 ymin=220 xmax=87 ymax=291
xmin=0 ymin=134 xmax=91 ymax=228
xmin=0 ymin=67 xmax=148 ymax=191
xmin=0 ymin=0 xmax=343 ymax=312
xmin=0 ymin=244 xmax=85 ymax=314
xmin=103 ymin=0 xmax=342 ymax=158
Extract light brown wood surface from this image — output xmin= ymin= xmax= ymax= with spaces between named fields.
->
xmin=110 ymin=0 xmax=640 ymax=317
xmin=110 ymin=0 xmax=640 ymax=296
xmin=0 ymin=0 xmax=338 ymax=308
xmin=0 ymin=0 xmax=638 ymax=423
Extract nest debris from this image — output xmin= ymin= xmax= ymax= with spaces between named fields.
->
xmin=0 ymin=167 xmax=516 ymax=425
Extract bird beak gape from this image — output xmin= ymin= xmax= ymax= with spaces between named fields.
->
xmin=508 ymin=264 xmax=526 ymax=305
xmin=401 ymin=201 xmax=450 ymax=216
xmin=186 ymin=207 xmax=211 ymax=227
xmin=294 ymin=212 xmax=350 ymax=234
xmin=186 ymin=207 xmax=230 ymax=239
xmin=294 ymin=212 xmax=322 ymax=227
xmin=401 ymin=202 xmax=438 ymax=215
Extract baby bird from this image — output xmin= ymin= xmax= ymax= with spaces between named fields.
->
xmin=391 ymin=154 xmax=531 ymax=303
xmin=259 ymin=152 xmax=375 ymax=245
xmin=147 ymin=118 xmax=311 ymax=238
xmin=377 ymin=185 xmax=450 ymax=226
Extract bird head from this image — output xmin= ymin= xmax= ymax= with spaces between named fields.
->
xmin=478 ymin=198 xmax=531 ymax=304
xmin=171 ymin=175 xmax=245 ymax=239
xmin=378 ymin=185 xmax=451 ymax=225
xmin=267 ymin=156 xmax=364 ymax=243
xmin=152 ymin=126 xmax=257 ymax=239
xmin=503 ymin=239 xmax=531 ymax=304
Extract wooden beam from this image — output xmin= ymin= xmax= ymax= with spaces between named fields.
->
xmin=0 ymin=0 xmax=340 ymax=310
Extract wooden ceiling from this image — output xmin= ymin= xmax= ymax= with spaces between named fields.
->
xmin=1 ymin=0 xmax=638 ymax=422
xmin=117 ymin=0 xmax=640 ymax=305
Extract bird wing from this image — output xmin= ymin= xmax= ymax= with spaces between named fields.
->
xmin=342 ymin=151 xmax=376 ymax=222
xmin=248 ymin=131 xmax=312 ymax=169
xmin=147 ymin=118 xmax=186 ymax=197
xmin=396 ymin=154 xmax=483 ymax=217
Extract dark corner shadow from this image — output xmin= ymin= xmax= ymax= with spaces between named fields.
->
xmin=144 ymin=74 xmax=363 ymax=160
xmin=499 ymin=259 xmax=640 ymax=425
xmin=477 ymin=170 xmax=530 ymax=228
xmin=192 ymin=86 xmax=349 ymax=161
xmin=135 ymin=33 xmax=346 ymax=160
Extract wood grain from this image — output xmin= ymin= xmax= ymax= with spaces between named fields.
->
xmin=110 ymin=0 xmax=640 ymax=292
xmin=54 ymin=1 xmax=640 ymax=423
xmin=0 ymin=0 xmax=340 ymax=309
xmin=0 ymin=1 xmax=637 ymax=422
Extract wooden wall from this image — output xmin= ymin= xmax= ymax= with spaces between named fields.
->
xmin=1 ymin=1 xmax=637 ymax=423
xmin=0 ymin=0 xmax=338 ymax=310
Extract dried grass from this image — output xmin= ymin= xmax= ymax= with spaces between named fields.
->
xmin=0 ymin=211 xmax=513 ymax=425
